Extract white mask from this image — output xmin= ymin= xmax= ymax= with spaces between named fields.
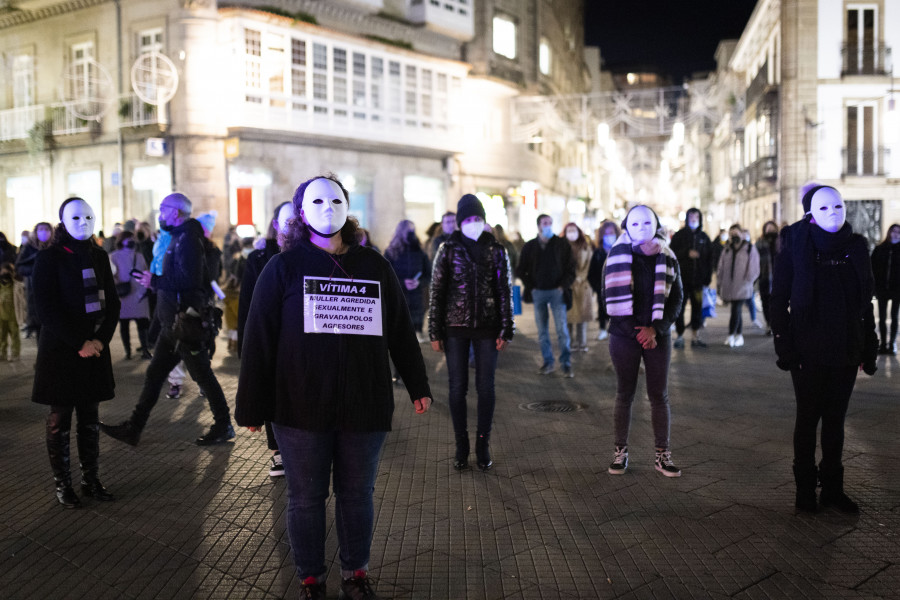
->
xmin=625 ymin=206 xmax=656 ymax=245
xmin=301 ymin=178 xmax=348 ymax=237
xmin=809 ymin=187 xmax=845 ymax=233
xmin=461 ymin=218 xmax=484 ymax=241
xmin=565 ymin=229 xmax=580 ymax=242
xmin=62 ymin=199 xmax=95 ymax=241
xmin=275 ymin=203 xmax=295 ymax=235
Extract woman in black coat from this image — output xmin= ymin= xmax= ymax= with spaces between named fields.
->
xmin=384 ymin=220 xmax=431 ymax=337
xmin=870 ymin=223 xmax=900 ymax=354
xmin=32 ymin=198 xmax=120 ymax=508
xmin=771 ymin=185 xmax=877 ymax=514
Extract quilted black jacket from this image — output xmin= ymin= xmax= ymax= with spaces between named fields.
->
xmin=428 ymin=231 xmax=515 ymax=341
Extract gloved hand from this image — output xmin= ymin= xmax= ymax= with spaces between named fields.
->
xmin=862 ymin=361 xmax=877 ymax=376
xmin=776 ymin=356 xmax=798 ymax=371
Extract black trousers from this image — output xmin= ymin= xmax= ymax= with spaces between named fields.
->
xmin=675 ymin=287 xmax=703 ymax=335
xmin=790 ymin=364 xmax=857 ymax=470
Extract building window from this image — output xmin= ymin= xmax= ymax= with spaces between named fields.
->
xmin=493 ymin=15 xmax=516 ymax=60
xmin=291 ymin=38 xmax=307 ymax=110
xmin=68 ymin=41 xmax=95 ymax=106
xmin=244 ymin=29 xmax=262 ymax=103
xmin=12 ymin=54 xmax=35 ymax=108
xmin=138 ymin=28 xmax=164 ymax=55
xmin=539 ymin=38 xmax=551 ymax=75
xmin=845 ymin=102 xmax=883 ymax=175
xmin=845 ymin=6 xmax=878 ymax=74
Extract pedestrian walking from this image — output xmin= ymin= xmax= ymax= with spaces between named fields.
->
xmin=516 ymin=214 xmax=576 ymax=377
xmin=670 ymin=207 xmax=714 ymax=348
xmin=109 ymin=231 xmax=151 ymax=360
xmin=871 ymin=223 xmax=900 ymax=355
xmin=429 ymin=194 xmax=514 ymax=471
xmin=236 ymin=174 xmax=432 ymax=600
xmin=563 ymin=222 xmax=593 ymax=351
xmin=717 ymin=224 xmax=760 ymax=347
xmin=602 ymin=204 xmax=684 ymax=478
xmin=771 ymin=184 xmax=878 ymax=514
xmin=33 ymin=197 xmax=120 ymax=507
xmin=100 ymin=193 xmax=235 ymax=446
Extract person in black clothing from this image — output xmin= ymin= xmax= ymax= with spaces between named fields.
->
xmin=588 ymin=221 xmax=620 ymax=341
xmin=602 ymin=205 xmax=684 ymax=477
xmin=428 ymin=211 xmax=457 ymax=259
xmin=235 ymin=174 xmax=432 ymax=600
xmin=771 ymin=185 xmax=878 ymax=514
xmin=755 ymin=221 xmax=779 ymax=335
xmin=100 ymin=193 xmax=235 ymax=447
xmin=670 ymin=207 xmax=714 ymax=348
xmin=871 ymin=223 xmax=900 ymax=354
xmin=384 ymin=220 xmax=431 ymax=339
xmin=33 ymin=198 xmax=120 ymax=508
xmin=15 ymin=221 xmax=53 ymax=338
xmin=429 ymin=194 xmax=515 ymax=471
xmin=236 ymin=200 xmax=294 ymax=478
xmin=516 ymin=214 xmax=576 ymax=377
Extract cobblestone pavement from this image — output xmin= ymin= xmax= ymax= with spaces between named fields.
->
xmin=1 ymin=304 xmax=899 ymax=599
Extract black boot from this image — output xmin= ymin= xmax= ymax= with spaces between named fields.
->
xmin=453 ymin=432 xmax=469 ymax=470
xmin=47 ymin=413 xmax=80 ymax=509
xmin=475 ymin=432 xmax=493 ymax=471
xmin=77 ymin=423 xmax=114 ymax=501
xmin=99 ymin=419 xmax=142 ymax=446
xmin=819 ymin=464 xmax=859 ymax=514
xmin=792 ymin=464 xmax=818 ymax=513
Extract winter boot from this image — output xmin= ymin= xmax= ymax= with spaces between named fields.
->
xmin=77 ymin=422 xmax=114 ymax=501
xmin=475 ymin=432 xmax=493 ymax=471
xmin=792 ymin=464 xmax=818 ymax=513
xmin=47 ymin=413 xmax=80 ymax=509
xmin=819 ymin=464 xmax=859 ymax=514
xmin=453 ymin=432 xmax=470 ymax=470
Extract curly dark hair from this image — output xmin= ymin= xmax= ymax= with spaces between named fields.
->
xmin=280 ymin=174 xmax=361 ymax=251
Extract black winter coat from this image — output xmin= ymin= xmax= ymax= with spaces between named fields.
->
xmin=670 ymin=226 xmax=713 ymax=290
xmin=428 ymin=231 xmax=515 ymax=341
xmin=152 ymin=219 xmax=210 ymax=328
xmin=771 ymin=219 xmax=877 ymax=370
xmin=516 ymin=235 xmax=576 ymax=293
xmin=235 ymin=240 xmax=431 ymax=432
xmin=386 ymin=244 xmax=431 ymax=326
xmin=237 ymin=238 xmax=280 ymax=355
xmin=871 ymin=242 xmax=900 ymax=298
xmin=31 ymin=235 xmax=120 ymax=406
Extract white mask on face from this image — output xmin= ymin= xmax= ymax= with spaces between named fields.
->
xmin=565 ymin=229 xmax=580 ymax=242
xmin=301 ymin=178 xmax=348 ymax=237
xmin=461 ymin=218 xmax=485 ymax=241
xmin=809 ymin=188 xmax=845 ymax=233
xmin=625 ymin=206 xmax=656 ymax=245
xmin=62 ymin=200 xmax=95 ymax=241
xmin=687 ymin=217 xmax=699 ymax=230
xmin=275 ymin=203 xmax=295 ymax=235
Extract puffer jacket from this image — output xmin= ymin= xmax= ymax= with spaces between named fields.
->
xmin=717 ymin=239 xmax=760 ymax=301
xmin=428 ymin=231 xmax=515 ymax=341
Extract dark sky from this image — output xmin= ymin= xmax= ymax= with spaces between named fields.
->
xmin=585 ymin=0 xmax=760 ymax=82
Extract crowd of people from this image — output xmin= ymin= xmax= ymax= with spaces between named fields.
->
xmin=2 ymin=178 xmax=896 ymax=599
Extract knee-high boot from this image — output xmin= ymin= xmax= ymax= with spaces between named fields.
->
xmin=819 ymin=464 xmax=859 ymax=514
xmin=792 ymin=464 xmax=818 ymax=513
xmin=47 ymin=412 xmax=80 ymax=508
xmin=77 ymin=423 xmax=114 ymax=501
xmin=453 ymin=431 xmax=469 ymax=470
xmin=475 ymin=431 xmax=493 ymax=472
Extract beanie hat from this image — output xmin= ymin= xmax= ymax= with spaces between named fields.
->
xmin=801 ymin=185 xmax=836 ymax=214
xmin=456 ymin=194 xmax=486 ymax=226
xmin=196 ymin=211 xmax=218 ymax=236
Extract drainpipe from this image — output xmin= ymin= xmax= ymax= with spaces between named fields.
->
xmin=116 ymin=0 xmax=126 ymax=220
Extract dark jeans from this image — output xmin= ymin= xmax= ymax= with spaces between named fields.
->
xmin=445 ymin=336 xmax=499 ymax=435
xmin=609 ymin=333 xmax=672 ymax=450
xmin=790 ymin=365 xmax=857 ymax=470
xmin=130 ymin=329 xmax=231 ymax=429
xmin=877 ymin=295 xmax=900 ymax=345
xmin=675 ymin=287 xmax=703 ymax=335
xmin=728 ymin=300 xmax=744 ymax=335
xmin=760 ymin=288 xmax=772 ymax=327
xmin=119 ymin=317 xmax=150 ymax=353
xmin=273 ymin=425 xmax=387 ymax=580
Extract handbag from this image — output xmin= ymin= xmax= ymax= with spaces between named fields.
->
xmin=115 ymin=252 xmax=137 ymax=297
xmin=172 ymin=303 xmax=223 ymax=349
xmin=701 ymin=286 xmax=717 ymax=319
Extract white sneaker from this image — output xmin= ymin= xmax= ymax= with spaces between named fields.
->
xmin=752 ymin=318 xmax=764 ymax=329
xmin=597 ymin=330 xmax=609 ymax=341
xmin=724 ymin=335 xmax=735 ymax=347
xmin=733 ymin=334 xmax=744 ymax=347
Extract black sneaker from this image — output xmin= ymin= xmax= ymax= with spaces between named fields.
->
xmin=562 ymin=365 xmax=574 ymax=378
xmin=608 ymin=446 xmax=628 ymax=475
xmin=269 ymin=452 xmax=285 ymax=477
xmin=673 ymin=336 xmax=685 ymax=349
xmin=654 ymin=450 xmax=682 ymax=477
xmin=537 ymin=363 xmax=555 ymax=375
xmin=99 ymin=420 xmax=141 ymax=446
xmin=195 ymin=423 xmax=235 ymax=446
xmin=339 ymin=570 xmax=379 ymax=600
xmin=300 ymin=577 xmax=327 ymax=600
xmin=690 ymin=338 xmax=708 ymax=348
xmin=166 ymin=384 xmax=182 ymax=399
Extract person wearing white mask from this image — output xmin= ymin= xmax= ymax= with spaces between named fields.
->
xmin=771 ymin=184 xmax=877 ymax=514
xmin=871 ymin=223 xmax=900 ymax=355
xmin=236 ymin=174 xmax=432 ymax=600
xmin=516 ymin=214 xmax=576 ymax=377
xmin=429 ymin=194 xmax=515 ymax=472
xmin=602 ymin=204 xmax=684 ymax=478
xmin=32 ymin=197 xmax=121 ymax=508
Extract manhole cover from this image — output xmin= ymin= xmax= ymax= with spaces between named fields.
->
xmin=519 ymin=400 xmax=587 ymax=413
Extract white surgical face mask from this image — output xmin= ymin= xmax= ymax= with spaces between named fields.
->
xmin=809 ymin=188 xmax=845 ymax=233
xmin=540 ymin=224 xmax=553 ymax=238
xmin=687 ymin=217 xmax=699 ymax=230
xmin=301 ymin=178 xmax=348 ymax=237
xmin=461 ymin=219 xmax=484 ymax=241
xmin=719 ymin=232 xmax=728 ymax=243
xmin=625 ymin=206 xmax=656 ymax=245
xmin=565 ymin=229 xmax=579 ymax=242
xmin=890 ymin=230 xmax=900 ymax=244
xmin=603 ymin=234 xmax=617 ymax=247
xmin=62 ymin=200 xmax=95 ymax=241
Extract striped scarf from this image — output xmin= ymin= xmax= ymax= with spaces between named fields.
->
xmin=604 ymin=233 xmax=677 ymax=321
xmin=61 ymin=234 xmax=105 ymax=315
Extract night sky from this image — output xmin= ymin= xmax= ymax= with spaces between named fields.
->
xmin=585 ymin=0 xmax=760 ymax=83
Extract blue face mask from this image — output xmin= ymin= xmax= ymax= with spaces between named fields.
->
xmin=541 ymin=225 xmax=553 ymax=238
xmin=603 ymin=234 xmax=617 ymax=247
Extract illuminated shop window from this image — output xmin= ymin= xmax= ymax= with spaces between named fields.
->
xmin=493 ymin=15 xmax=516 ymax=60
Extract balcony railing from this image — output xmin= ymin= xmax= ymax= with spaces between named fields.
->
xmin=841 ymin=44 xmax=892 ymax=76
xmin=0 ymin=104 xmax=43 ymax=141
xmin=842 ymin=146 xmax=890 ymax=177
xmin=118 ymin=93 xmax=159 ymax=127
xmin=747 ymin=154 xmax=777 ymax=188
xmin=48 ymin=101 xmax=94 ymax=136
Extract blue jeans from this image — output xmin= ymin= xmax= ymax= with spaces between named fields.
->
xmin=273 ymin=425 xmax=387 ymax=581
xmin=532 ymin=288 xmax=571 ymax=368
xmin=608 ymin=333 xmax=672 ymax=450
xmin=445 ymin=336 xmax=499 ymax=435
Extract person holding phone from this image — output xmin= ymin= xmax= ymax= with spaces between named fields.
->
xmin=385 ymin=220 xmax=431 ymax=342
